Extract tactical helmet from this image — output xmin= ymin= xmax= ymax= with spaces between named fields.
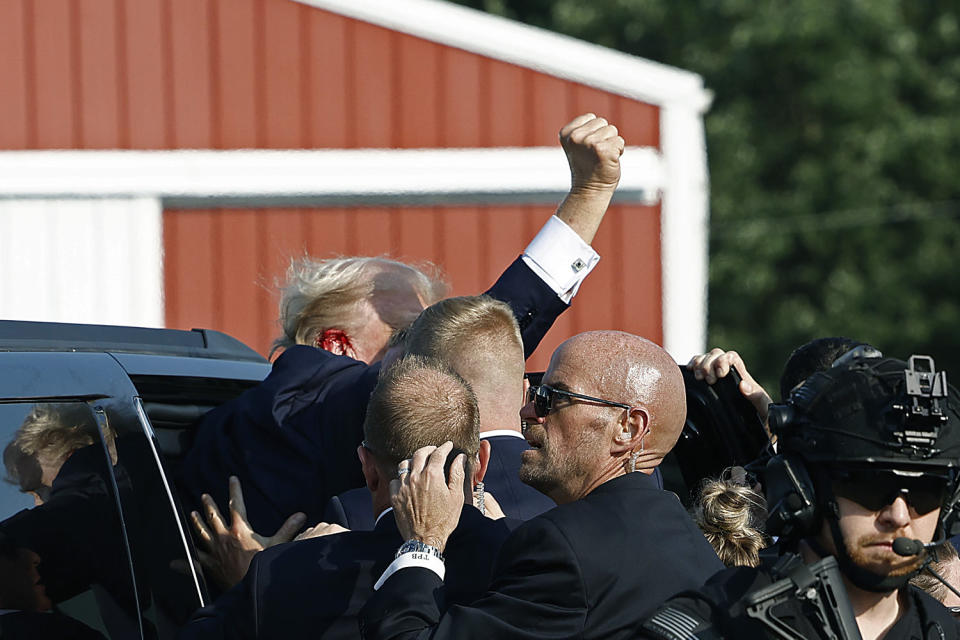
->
xmin=771 ymin=353 xmax=960 ymax=473
xmin=763 ymin=352 xmax=960 ymax=592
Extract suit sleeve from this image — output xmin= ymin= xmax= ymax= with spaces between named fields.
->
xmin=485 ymin=258 xmax=570 ymax=360
xmin=360 ymin=517 xmax=587 ymax=640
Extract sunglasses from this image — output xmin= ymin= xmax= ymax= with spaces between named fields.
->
xmin=829 ymin=469 xmax=947 ymax=515
xmin=527 ymin=384 xmax=632 ymax=418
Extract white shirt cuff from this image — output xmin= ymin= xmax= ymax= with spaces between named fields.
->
xmin=522 ymin=216 xmax=600 ymax=304
xmin=373 ymin=550 xmax=446 ymax=590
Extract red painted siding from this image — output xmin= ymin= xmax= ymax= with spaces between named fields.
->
xmin=1 ymin=0 xmax=659 ymax=150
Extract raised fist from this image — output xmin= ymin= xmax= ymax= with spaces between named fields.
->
xmin=559 ymin=113 xmax=625 ymax=195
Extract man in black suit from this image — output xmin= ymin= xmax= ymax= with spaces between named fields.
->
xmin=360 ymin=331 xmax=725 ymax=640
xmin=324 ymin=295 xmax=555 ymax=530
xmin=179 ymin=356 xmax=515 ymax=640
xmin=179 ymin=113 xmax=622 ymax=537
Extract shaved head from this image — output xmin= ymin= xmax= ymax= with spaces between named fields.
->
xmin=556 ymin=331 xmax=686 ymax=457
xmin=520 ymin=330 xmax=686 ymax=503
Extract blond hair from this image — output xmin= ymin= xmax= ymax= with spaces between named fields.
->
xmin=272 ymin=256 xmax=448 ymax=354
xmin=404 ymin=295 xmax=523 ymax=398
xmin=3 ymin=403 xmax=101 ymax=492
xmin=692 ymin=474 xmax=769 ymax=568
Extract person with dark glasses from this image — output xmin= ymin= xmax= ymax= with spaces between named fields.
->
xmin=640 ymin=352 xmax=960 ymax=640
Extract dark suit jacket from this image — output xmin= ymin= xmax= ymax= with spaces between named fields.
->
xmin=178 ymin=257 xmax=568 ymax=534
xmin=360 ymin=471 xmax=724 ymax=640
xmin=324 ymin=433 xmax=556 ymax=530
xmin=179 ymin=505 xmax=517 ymax=640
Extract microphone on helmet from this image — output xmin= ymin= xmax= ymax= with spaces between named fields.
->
xmin=892 ymin=537 xmax=937 ymax=557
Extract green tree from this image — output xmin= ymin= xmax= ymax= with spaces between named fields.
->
xmin=452 ymin=0 xmax=960 ymax=392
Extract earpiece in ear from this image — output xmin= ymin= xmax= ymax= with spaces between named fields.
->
xmin=618 ymin=431 xmax=631 ymax=441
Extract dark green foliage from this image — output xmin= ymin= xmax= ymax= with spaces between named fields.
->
xmin=450 ymin=0 xmax=960 ymax=392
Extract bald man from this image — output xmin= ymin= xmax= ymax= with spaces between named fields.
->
xmin=359 ymin=331 xmax=724 ymax=640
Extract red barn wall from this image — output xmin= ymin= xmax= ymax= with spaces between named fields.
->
xmin=1 ymin=0 xmax=659 ymax=149
xmin=2 ymin=0 xmax=664 ymax=368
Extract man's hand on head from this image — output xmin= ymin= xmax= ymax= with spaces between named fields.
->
xmin=190 ymin=476 xmax=306 ymax=589
xmin=687 ymin=348 xmax=773 ymax=422
xmin=390 ymin=442 xmax=466 ymax=553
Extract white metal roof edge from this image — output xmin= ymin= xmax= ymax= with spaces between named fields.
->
xmin=293 ymin=0 xmax=712 ymax=113
xmin=0 ymin=147 xmax=663 ymax=204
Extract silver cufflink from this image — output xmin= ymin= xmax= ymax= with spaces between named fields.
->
xmin=571 ymin=258 xmax=586 ymax=273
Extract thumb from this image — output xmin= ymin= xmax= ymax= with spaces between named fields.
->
xmin=448 ymin=453 xmax=466 ymax=494
xmin=270 ymin=512 xmax=307 ymax=545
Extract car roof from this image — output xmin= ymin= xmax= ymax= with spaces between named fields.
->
xmin=0 ymin=319 xmax=267 ymax=363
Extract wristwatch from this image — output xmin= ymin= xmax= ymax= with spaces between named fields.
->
xmin=396 ymin=539 xmax=445 ymax=562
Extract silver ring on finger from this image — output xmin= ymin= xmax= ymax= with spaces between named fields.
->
xmin=397 ymin=467 xmax=410 ymax=476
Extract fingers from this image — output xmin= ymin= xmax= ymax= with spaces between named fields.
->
xmin=571 ymin=116 xmax=609 ymax=140
xmin=687 ymin=348 xmax=772 ymax=420
xmin=688 ymin=348 xmax=739 ymax=385
xmin=270 ymin=512 xmax=307 ymax=545
xmin=563 ymin=117 xmax=612 ymax=151
xmin=294 ymin=522 xmax=349 ymax=541
xmin=201 ymin=493 xmax=229 ymax=536
xmin=583 ymin=124 xmax=619 ymax=146
xmin=227 ymin=476 xmax=248 ymax=523
xmin=398 ymin=442 xmax=460 ymax=491
xmin=447 ymin=453 xmax=466 ymax=492
xmin=190 ymin=510 xmax=213 ymax=547
xmin=409 ymin=444 xmax=438 ymax=476
xmin=426 ymin=441 xmax=454 ymax=475
xmin=559 ymin=113 xmax=597 ymax=139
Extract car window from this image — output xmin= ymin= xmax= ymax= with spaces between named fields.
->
xmin=0 ymin=401 xmax=140 ymax=639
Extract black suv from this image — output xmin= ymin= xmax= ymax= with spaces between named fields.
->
xmin=0 ymin=321 xmax=766 ymax=640
xmin=0 ymin=320 xmax=270 ymax=639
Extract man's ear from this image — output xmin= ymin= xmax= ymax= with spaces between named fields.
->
xmin=316 ymin=329 xmax=358 ymax=359
xmin=472 ymin=439 xmax=491 ymax=486
xmin=611 ymin=407 xmax=650 ymax=454
xmin=358 ymin=446 xmax=381 ymax=493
